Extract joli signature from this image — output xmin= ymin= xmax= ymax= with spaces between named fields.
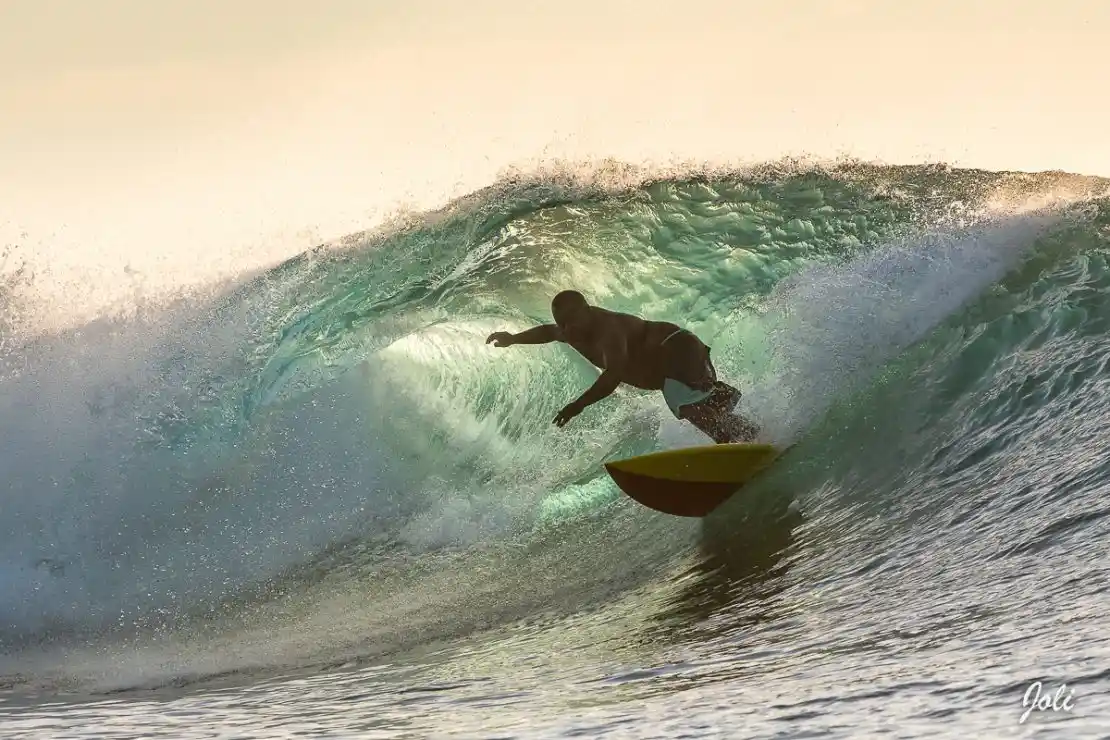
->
xmin=1020 ymin=681 xmax=1075 ymax=724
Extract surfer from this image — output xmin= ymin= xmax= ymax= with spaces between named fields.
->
xmin=485 ymin=290 xmax=758 ymax=443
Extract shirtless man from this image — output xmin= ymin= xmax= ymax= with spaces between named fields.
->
xmin=485 ymin=290 xmax=758 ymax=443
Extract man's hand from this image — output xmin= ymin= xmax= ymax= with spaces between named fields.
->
xmin=553 ymin=400 xmax=585 ymax=427
xmin=486 ymin=331 xmax=515 ymax=347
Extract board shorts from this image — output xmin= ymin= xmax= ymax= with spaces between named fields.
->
xmin=662 ymin=378 xmax=743 ymax=418
xmin=659 ymin=327 xmax=737 ymax=418
xmin=662 ymin=378 xmax=713 ymax=417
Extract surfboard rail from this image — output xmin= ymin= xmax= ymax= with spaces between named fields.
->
xmin=603 ymin=442 xmax=782 ymax=517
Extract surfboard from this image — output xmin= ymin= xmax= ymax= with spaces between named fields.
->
xmin=603 ymin=442 xmax=783 ymax=517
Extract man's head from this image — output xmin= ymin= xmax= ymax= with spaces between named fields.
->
xmin=551 ymin=290 xmax=591 ymax=336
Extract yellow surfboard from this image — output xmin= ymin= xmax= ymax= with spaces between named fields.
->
xmin=604 ymin=443 xmax=783 ymax=517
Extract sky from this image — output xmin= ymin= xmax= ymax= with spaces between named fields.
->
xmin=1 ymin=0 xmax=1107 ymax=322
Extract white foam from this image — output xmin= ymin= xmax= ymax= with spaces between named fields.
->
xmin=741 ymin=214 xmax=1058 ymax=444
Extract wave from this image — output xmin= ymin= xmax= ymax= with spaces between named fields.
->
xmin=1 ymin=160 xmax=1108 ymax=691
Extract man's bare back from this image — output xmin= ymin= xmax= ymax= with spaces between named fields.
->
xmin=485 ymin=290 xmax=758 ymax=443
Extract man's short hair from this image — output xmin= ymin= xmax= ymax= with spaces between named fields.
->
xmin=551 ymin=290 xmax=588 ymax=317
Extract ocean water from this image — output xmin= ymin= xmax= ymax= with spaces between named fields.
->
xmin=2 ymin=162 xmax=1110 ymax=738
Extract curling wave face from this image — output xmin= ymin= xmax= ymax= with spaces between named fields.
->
xmin=1 ymin=162 xmax=1108 ymax=696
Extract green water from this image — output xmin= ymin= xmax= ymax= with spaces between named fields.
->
xmin=2 ymin=162 xmax=1110 ymax=738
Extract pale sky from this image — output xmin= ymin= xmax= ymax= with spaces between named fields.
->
xmin=1 ymin=0 xmax=1108 ymax=324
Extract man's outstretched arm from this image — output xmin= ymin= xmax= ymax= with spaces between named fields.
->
xmin=487 ymin=324 xmax=561 ymax=347
xmin=573 ymin=369 xmax=623 ymax=408
xmin=553 ymin=335 xmax=627 ymax=427
xmin=554 ymin=370 xmax=622 ymax=427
